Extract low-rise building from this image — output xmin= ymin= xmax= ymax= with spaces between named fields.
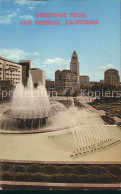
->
xmin=100 ymin=80 xmax=104 ymax=84
xmin=89 ymin=81 xmax=100 ymax=88
xmin=46 ymin=79 xmax=55 ymax=91
xmin=80 ymin=76 xmax=89 ymax=88
xmin=0 ymin=57 xmax=22 ymax=86
xmin=55 ymin=69 xmax=78 ymax=91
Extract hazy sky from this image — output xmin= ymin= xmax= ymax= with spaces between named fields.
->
xmin=0 ymin=0 xmax=120 ymax=81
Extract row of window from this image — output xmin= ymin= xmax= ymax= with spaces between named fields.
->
xmin=6 ymin=73 xmax=20 ymax=76
xmin=106 ymin=78 xmax=119 ymax=81
xmin=66 ymin=76 xmax=77 ymax=79
xmin=6 ymin=78 xmax=20 ymax=80
xmin=0 ymin=70 xmax=20 ymax=73
xmin=106 ymin=73 xmax=118 ymax=76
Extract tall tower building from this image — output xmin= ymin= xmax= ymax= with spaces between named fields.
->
xmin=70 ymin=51 xmax=80 ymax=86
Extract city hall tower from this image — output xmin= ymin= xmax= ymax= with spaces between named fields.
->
xmin=70 ymin=51 xmax=80 ymax=86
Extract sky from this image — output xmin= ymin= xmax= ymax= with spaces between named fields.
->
xmin=0 ymin=0 xmax=120 ymax=81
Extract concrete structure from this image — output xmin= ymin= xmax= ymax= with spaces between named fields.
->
xmin=80 ymin=76 xmax=89 ymax=88
xmin=55 ymin=51 xmax=80 ymax=91
xmin=55 ymin=69 xmax=78 ymax=91
xmin=89 ymin=81 xmax=100 ymax=88
xmin=70 ymin=51 xmax=80 ymax=87
xmin=0 ymin=80 xmax=13 ymax=89
xmin=46 ymin=79 xmax=55 ymax=91
xmin=0 ymin=57 xmax=22 ymax=86
xmin=104 ymin=69 xmax=120 ymax=86
xmin=30 ymin=68 xmax=46 ymax=87
xmin=100 ymin=80 xmax=104 ymax=84
xmin=19 ymin=60 xmax=33 ymax=86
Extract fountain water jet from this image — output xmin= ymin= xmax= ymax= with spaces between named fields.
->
xmin=69 ymin=108 xmax=120 ymax=158
xmin=0 ymin=75 xmax=64 ymax=131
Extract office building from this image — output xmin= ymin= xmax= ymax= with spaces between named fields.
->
xmin=80 ymin=76 xmax=89 ymax=88
xmin=104 ymin=69 xmax=120 ymax=86
xmin=19 ymin=60 xmax=33 ymax=86
xmin=0 ymin=57 xmax=22 ymax=86
xmin=30 ymin=68 xmax=46 ymax=87
xmin=55 ymin=69 xmax=78 ymax=91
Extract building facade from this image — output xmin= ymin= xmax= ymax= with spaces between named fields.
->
xmin=46 ymin=79 xmax=55 ymax=91
xmin=30 ymin=68 xmax=46 ymax=87
xmin=55 ymin=69 xmax=78 ymax=91
xmin=0 ymin=57 xmax=22 ymax=86
xmin=80 ymin=76 xmax=89 ymax=88
xmin=100 ymin=80 xmax=104 ymax=84
xmin=104 ymin=69 xmax=120 ymax=86
xmin=70 ymin=51 xmax=80 ymax=86
xmin=19 ymin=60 xmax=33 ymax=86
xmin=89 ymin=81 xmax=100 ymax=88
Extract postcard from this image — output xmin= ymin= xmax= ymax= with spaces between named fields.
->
xmin=0 ymin=0 xmax=121 ymax=190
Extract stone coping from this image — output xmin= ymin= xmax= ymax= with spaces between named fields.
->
xmin=0 ymin=159 xmax=121 ymax=164
xmin=0 ymin=124 xmax=118 ymax=134
xmin=0 ymin=181 xmax=121 ymax=190
xmin=0 ymin=126 xmax=70 ymax=134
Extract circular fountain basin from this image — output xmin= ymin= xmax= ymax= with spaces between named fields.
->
xmin=0 ymin=101 xmax=66 ymax=132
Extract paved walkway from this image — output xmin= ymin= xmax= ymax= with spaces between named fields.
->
xmin=1 ymin=181 xmax=121 ymax=190
xmin=78 ymin=96 xmax=121 ymax=123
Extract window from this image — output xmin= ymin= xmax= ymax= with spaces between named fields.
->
xmin=59 ymin=75 xmax=61 ymax=81
xmin=66 ymin=76 xmax=70 ymax=79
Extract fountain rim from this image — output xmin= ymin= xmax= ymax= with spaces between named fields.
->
xmin=3 ymin=106 xmax=59 ymax=119
xmin=0 ymin=123 xmax=118 ymax=134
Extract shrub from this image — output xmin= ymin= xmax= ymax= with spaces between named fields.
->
xmin=14 ymin=172 xmax=30 ymax=182
xmin=96 ymin=166 xmax=109 ymax=174
xmin=27 ymin=164 xmax=41 ymax=173
xmin=1 ymin=171 xmax=14 ymax=181
xmin=41 ymin=165 xmax=58 ymax=174
xmin=99 ymin=173 xmax=118 ymax=183
xmin=73 ymin=165 xmax=88 ymax=175
xmin=57 ymin=166 xmax=72 ymax=174
xmin=66 ymin=174 xmax=80 ymax=183
xmin=107 ymin=165 xmax=121 ymax=175
xmin=29 ymin=173 xmax=48 ymax=182
xmin=48 ymin=174 xmax=60 ymax=182
xmin=12 ymin=165 xmax=26 ymax=173
xmin=86 ymin=165 xmax=108 ymax=175
xmin=116 ymin=175 xmax=121 ymax=183
xmin=49 ymin=174 xmax=79 ymax=183
xmin=78 ymin=174 xmax=100 ymax=183
xmin=2 ymin=163 xmax=13 ymax=171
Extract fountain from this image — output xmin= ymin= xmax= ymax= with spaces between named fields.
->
xmin=69 ymin=109 xmax=121 ymax=158
xmin=0 ymin=75 xmax=65 ymax=131
xmin=48 ymin=108 xmax=121 ymax=158
xmin=0 ymin=75 xmax=120 ymax=160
